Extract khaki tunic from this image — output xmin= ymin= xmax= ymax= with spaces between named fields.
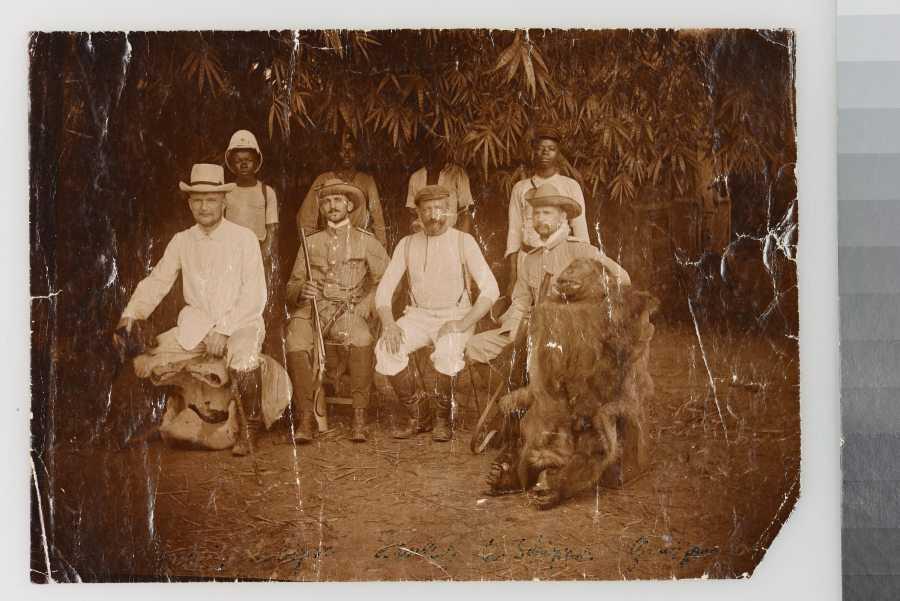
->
xmin=466 ymin=233 xmax=629 ymax=365
xmin=285 ymin=224 xmax=389 ymax=352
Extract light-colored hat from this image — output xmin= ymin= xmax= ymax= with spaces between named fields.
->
xmin=413 ymin=184 xmax=451 ymax=206
xmin=225 ymin=129 xmax=263 ymax=174
xmin=525 ymin=183 xmax=581 ymax=219
xmin=316 ymin=178 xmax=365 ymax=210
xmin=179 ymin=164 xmax=236 ymax=193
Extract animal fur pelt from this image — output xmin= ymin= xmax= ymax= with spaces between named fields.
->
xmin=486 ymin=257 xmax=659 ymax=509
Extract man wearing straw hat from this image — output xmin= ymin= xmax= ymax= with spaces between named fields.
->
xmin=285 ymin=178 xmax=390 ymax=443
xmin=505 ymin=126 xmax=591 ymax=293
xmin=113 ymin=163 xmax=268 ymax=456
xmin=466 ymin=183 xmax=631 ymax=365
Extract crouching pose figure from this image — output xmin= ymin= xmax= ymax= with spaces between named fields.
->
xmin=485 ymin=257 xmax=660 ymax=509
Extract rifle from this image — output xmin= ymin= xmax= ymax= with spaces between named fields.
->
xmin=298 ymin=226 xmax=328 ymax=429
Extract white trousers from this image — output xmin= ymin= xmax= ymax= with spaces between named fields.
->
xmin=375 ymin=305 xmax=473 ymax=377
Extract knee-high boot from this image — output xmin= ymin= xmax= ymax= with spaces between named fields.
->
xmin=430 ymin=373 xmax=454 ymax=442
xmin=348 ymin=345 xmax=374 ymax=442
xmin=389 ymin=365 xmax=430 ymax=439
xmin=230 ymin=368 xmax=260 ymax=456
xmin=286 ymin=351 xmax=316 ymax=443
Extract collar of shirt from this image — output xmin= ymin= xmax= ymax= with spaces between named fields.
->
xmin=327 ymin=218 xmax=351 ymax=233
xmin=189 ymin=218 xmax=234 ymax=241
xmin=421 ymin=226 xmax=456 ymax=241
xmin=528 ymin=223 xmax=571 ymax=252
xmin=530 ymin=171 xmax=562 ymax=187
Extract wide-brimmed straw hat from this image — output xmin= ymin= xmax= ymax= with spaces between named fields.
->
xmin=179 ymin=164 xmax=236 ymax=193
xmin=525 ymin=183 xmax=581 ymax=219
xmin=316 ymin=178 xmax=365 ymax=210
xmin=413 ymin=184 xmax=451 ymax=206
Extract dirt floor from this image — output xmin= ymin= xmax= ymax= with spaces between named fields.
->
xmin=41 ymin=323 xmax=800 ymax=582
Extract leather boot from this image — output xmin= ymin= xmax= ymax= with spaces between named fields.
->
xmin=389 ymin=366 xmax=430 ymax=439
xmin=236 ymin=416 xmax=266 ymax=455
xmin=230 ymin=371 xmax=257 ymax=456
xmin=350 ymin=408 xmax=367 ymax=442
xmin=232 ymin=399 xmax=252 ymax=456
xmin=431 ymin=374 xmax=453 ymax=442
xmin=287 ymin=351 xmax=317 ymax=444
xmin=293 ymin=409 xmax=316 ymax=443
xmin=348 ymin=346 xmax=373 ymax=442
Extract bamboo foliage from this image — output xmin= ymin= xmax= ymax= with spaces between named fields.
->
xmin=60 ymin=29 xmax=795 ymax=207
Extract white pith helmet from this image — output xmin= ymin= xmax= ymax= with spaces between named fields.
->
xmin=225 ymin=129 xmax=263 ymax=174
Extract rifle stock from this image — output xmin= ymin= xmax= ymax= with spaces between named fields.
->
xmin=299 ymin=226 xmax=328 ymax=423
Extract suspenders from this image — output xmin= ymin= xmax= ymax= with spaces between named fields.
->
xmin=404 ymin=230 xmax=472 ymax=309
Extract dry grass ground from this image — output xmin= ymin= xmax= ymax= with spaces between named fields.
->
xmin=42 ymin=323 xmax=799 ymax=582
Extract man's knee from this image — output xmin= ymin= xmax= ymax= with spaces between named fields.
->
xmin=375 ymin=339 xmax=409 ymax=376
xmin=229 ymin=355 xmax=260 ymax=373
xmin=339 ymin=315 xmax=374 ymax=348
xmin=285 ymin=318 xmax=315 ymax=354
xmin=432 ymin=334 xmax=468 ymax=376
xmin=348 ymin=325 xmax=374 ymax=348
xmin=465 ymin=330 xmax=512 ymax=365
xmin=226 ymin=331 xmax=263 ymax=373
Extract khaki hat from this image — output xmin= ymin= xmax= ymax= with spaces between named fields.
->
xmin=525 ymin=183 xmax=581 ymax=219
xmin=225 ymin=129 xmax=263 ymax=174
xmin=413 ymin=184 xmax=451 ymax=206
xmin=316 ymin=178 xmax=365 ymax=210
xmin=179 ymin=164 xmax=236 ymax=194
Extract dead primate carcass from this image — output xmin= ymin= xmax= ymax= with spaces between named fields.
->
xmin=485 ymin=257 xmax=660 ymax=509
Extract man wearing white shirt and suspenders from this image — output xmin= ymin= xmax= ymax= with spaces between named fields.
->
xmin=375 ymin=185 xmax=500 ymax=442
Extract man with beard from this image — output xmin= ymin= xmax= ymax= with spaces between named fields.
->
xmin=297 ymin=135 xmax=388 ymax=247
xmin=466 ymin=184 xmax=630 ymax=365
xmin=113 ymin=163 xmax=267 ymax=456
xmin=375 ymin=185 xmax=499 ymax=442
xmin=405 ymin=146 xmax=474 ymax=234
xmin=505 ymin=126 xmax=590 ymax=293
xmin=285 ymin=179 xmax=390 ymax=443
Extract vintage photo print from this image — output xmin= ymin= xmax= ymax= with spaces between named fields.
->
xmin=29 ymin=28 xmax=798 ymax=582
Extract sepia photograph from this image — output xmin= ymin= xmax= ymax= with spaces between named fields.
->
xmin=28 ymin=27 xmax=799 ymax=582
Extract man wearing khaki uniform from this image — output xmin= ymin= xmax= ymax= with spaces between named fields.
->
xmin=467 ymin=183 xmax=631 ymax=365
xmin=285 ymin=179 xmax=390 ymax=443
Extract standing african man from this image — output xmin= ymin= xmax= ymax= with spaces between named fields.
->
xmin=505 ymin=126 xmax=590 ymax=293
xmin=467 ymin=183 xmax=630 ymax=365
xmin=297 ymin=135 xmax=388 ymax=247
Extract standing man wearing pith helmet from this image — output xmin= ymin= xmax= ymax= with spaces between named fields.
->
xmin=505 ymin=126 xmax=590 ymax=294
xmin=224 ymin=129 xmax=281 ymax=349
xmin=466 ymin=183 xmax=630 ymax=365
xmin=375 ymin=185 xmax=500 ymax=442
xmin=285 ymin=179 xmax=390 ymax=443
xmin=112 ymin=163 xmax=267 ymax=456
xmin=224 ymin=129 xmax=279 ymax=279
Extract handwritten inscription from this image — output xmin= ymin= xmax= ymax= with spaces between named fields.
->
xmin=374 ymin=536 xmax=593 ymax=565
xmin=476 ymin=536 xmax=594 ymax=564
